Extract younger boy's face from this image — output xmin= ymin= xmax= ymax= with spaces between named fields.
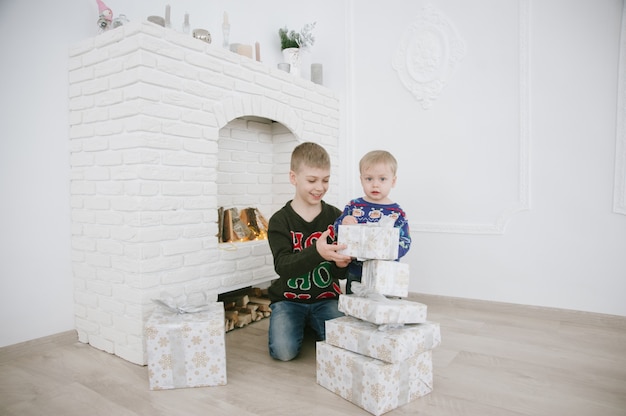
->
xmin=290 ymin=164 xmax=330 ymax=206
xmin=360 ymin=162 xmax=396 ymax=203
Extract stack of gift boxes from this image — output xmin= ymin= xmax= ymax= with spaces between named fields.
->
xmin=145 ymin=298 xmax=227 ymax=390
xmin=316 ymin=224 xmax=442 ymax=416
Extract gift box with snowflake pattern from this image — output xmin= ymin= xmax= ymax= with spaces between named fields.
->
xmin=325 ymin=316 xmax=440 ymax=364
xmin=338 ymin=294 xmax=427 ymax=325
xmin=338 ymin=224 xmax=399 ymax=260
xmin=362 ymin=259 xmax=410 ymax=297
xmin=316 ymin=341 xmax=433 ymax=415
xmin=145 ymin=302 xmax=227 ymax=390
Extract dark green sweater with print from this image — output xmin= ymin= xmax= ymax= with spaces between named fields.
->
xmin=267 ymin=200 xmax=347 ymax=303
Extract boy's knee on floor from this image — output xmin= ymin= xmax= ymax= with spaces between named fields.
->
xmin=270 ymin=347 xmax=299 ymax=361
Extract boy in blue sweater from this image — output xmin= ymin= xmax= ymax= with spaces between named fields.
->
xmin=334 ymin=150 xmax=411 ymax=294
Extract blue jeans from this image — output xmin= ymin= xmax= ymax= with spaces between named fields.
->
xmin=268 ymin=299 xmax=344 ymax=361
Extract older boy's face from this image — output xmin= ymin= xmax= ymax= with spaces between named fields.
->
xmin=290 ymin=164 xmax=330 ymax=206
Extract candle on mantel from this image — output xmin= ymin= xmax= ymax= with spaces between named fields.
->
xmin=255 ymin=42 xmax=261 ymax=62
xmin=311 ymin=63 xmax=323 ymax=85
xmin=164 ymin=4 xmax=171 ymax=28
xmin=222 ymin=12 xmax=230 ymax=48
xmin=182 ymin=12 xmax=189 ymax=34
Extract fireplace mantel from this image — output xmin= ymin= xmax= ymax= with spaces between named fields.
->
xmin=68 ymin=21 xmax=340 ymax=364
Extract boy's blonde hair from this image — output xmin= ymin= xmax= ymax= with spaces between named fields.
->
xmin=290 ymin=142 xmax=331 ymax=172
xmin=359 ymin=150 xmax=398 ymax=175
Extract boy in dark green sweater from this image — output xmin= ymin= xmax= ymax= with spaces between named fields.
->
xmin=267 ymin=142 xmax=351 ymax=361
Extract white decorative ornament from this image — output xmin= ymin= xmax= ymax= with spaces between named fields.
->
xmin=392 ymin=4 xmax=466 ymax=109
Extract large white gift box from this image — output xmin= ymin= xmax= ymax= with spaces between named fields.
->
xmin=362 ymin=259 xmax=409 ymax=297
xmin=338 ymin=294 xmax=427 ymax=325
xmin=316 ymin=341 xmax=433 ymax=416
xmin=325 ymin=316 xmax=441 ymax=364
xmin=145 ymin=301 xmax=227 ymax=390
xmin=338 ymin=224 xmax=399 ymax=260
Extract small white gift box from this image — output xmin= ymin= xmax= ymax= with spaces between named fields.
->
xmin=145 ymin=301 xmax=227 ymax=390
xmin=316 ymin=341 xmax=433 ymax=415
xmin=325 ymin=316 xmax=441 ymax=364
xmin=338 ymin=224 xmax=399 ymax=260
xmin=338 ymin=294 xmax=427 ymax=325
xmin=362 ymin=259 xmax=409 ymax=297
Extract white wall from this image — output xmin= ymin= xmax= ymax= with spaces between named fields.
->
xmin=1 ymin=0 xmax=624 ymax=347
xmin=348 ymin=0 xmax=626 ymax=315
xmin=0 ymin=0 xmax=90 ymax=347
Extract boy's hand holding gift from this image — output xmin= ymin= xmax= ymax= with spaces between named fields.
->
xmin=341 ymin=215 xmax=358 ymax=226
xmin=316 ymin=229 xmax=352 ymax=268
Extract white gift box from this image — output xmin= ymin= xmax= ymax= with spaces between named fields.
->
xmin=338 ymin=294 xmax=427 ymax=325
xmin=362 ymin=260 xmax=409 ymax=297
xmin=338 ymin=224 xmax=399 ymax=260
xmin=325 ymin=316 xmax=441 ymax=364
xmin=145 ymin=302 xmax=227 ymax=390
xmin=316 ymin=341 xmax=433 ymax=416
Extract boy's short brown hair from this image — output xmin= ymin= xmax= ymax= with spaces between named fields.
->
xmin=359 ymin=150 xmax=398 ymax=175
xmin=290 ymin=142 xmax=331 ymax=172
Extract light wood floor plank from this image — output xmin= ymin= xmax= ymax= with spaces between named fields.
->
xmin=1 ymin=294 xmax=625 ymax=416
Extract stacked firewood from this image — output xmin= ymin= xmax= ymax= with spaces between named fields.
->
xmin=219 ymin=287 xmax=272 ymax=332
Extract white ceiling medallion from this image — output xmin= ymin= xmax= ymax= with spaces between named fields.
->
xmin=392 ymin=4 xmax=466 ymax=109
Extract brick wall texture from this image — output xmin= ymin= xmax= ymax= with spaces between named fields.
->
xmin=68 ymin=22 xmax=340 ymax=364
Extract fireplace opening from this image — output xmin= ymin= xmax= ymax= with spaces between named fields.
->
xmin=217 ymin=116 xmax=296 ymax=226
xmin=216 ymin=116 xmax=295 ymax=244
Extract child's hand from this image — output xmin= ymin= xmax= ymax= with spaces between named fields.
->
xmin=333 ymin=256 xmax=352 ymax=268
xmin=316 ymin=229 xmax=352 ymax=267
xmin=341 ymin=216 xmax=358 ymax=225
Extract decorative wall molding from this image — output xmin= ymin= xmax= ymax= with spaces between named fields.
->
xmin=392 ymin=4 xmax=467 ymax=109
xmin=614 ymin=2 xmax=626 ymax=215
xmin=411 ymin=0 xmax=531 ymax=234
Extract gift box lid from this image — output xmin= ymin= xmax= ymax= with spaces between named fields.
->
xmin=325 ymin=315 xmax=441 ymax=363
xmin=338 ymin=294 xmax=427 ymax=325
xmin=338 ymin=224 xmax=400 ymax=260
xmin=362 ymin=259 xmax=410 ymax=298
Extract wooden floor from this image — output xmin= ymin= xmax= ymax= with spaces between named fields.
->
xmin=1 ymin=294 xmax=625 ymax=416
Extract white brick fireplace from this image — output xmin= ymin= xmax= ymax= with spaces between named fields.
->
xmin=68 ymin=22 xmax=340 ymax=365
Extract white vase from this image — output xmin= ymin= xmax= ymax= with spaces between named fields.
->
xmin=282 ymin=47 xmax=301 ymax=76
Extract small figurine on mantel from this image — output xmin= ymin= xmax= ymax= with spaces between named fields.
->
xmin=96 ymin=0 xmax=113 ymax=32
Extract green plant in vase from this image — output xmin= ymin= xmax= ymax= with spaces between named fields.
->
xmin=278 ymin=22 xmax=316 ymax=76
xmin=278 ymin=22 xmax=316 ymax=50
